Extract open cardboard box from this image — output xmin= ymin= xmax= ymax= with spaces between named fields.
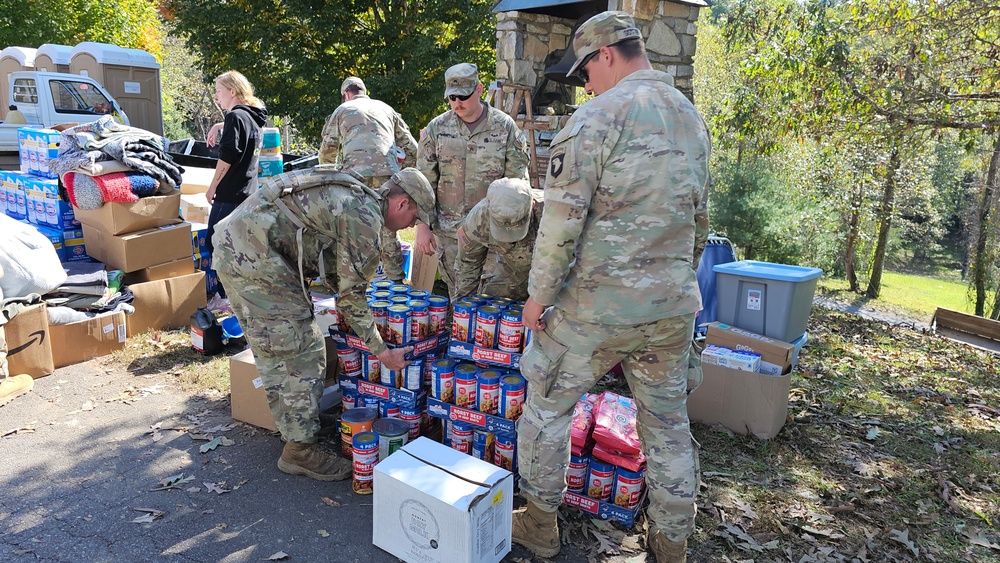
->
xmin=688 ymin=323 xmax=795 ymax=439
xmin=49 ymin=311 xmax=127 ymax=368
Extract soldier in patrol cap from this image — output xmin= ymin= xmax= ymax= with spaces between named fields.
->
xmin=453 ymin=178 xmax=543 ymax=301
xmin=416 ymin=62 xmax=530 ymax=299
xmin=511 ymin=11 xmax=711 ymax=563
xmin=212 ymin=166 xmax=435 ymax=481
xmin=319 ymin=76 xmax=419 ymax=282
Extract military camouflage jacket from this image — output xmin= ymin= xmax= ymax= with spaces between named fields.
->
xmin=453 ymin=189 xmax=544 ymax=300
xmin=417 ymin=104 xmax=529 ymax=236
xmin=528 ymin=70 xmax=711 ymax=325
xmin=318 ymin=95 xmax=418 ymax=179
xmin=214 ymin=167 xmax=390 ymax=354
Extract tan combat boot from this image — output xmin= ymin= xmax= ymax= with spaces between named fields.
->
xmin=0 ymin=374 xmax=33 ymax=407
xmin=649 ymin=529 xmax=687 ymax=563
xmin=511 ymin=501 xmax=560 ymax=558
xmin=277 ymin=441 xmax=352 ymax=481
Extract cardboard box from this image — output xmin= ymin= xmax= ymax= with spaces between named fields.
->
xmin=229 ymin=349 xmax=278 ymax=431
xmin=180 ymin=194 xmax=210 ymax=224
xmin=687 ymin=363 xmax=790 ymax=440
xmin=124 ymin=257 xmax=196 ymax=285
xmin=230 ymin=342 xmax=339 ymax=430
xmin=83 ymin=222 xmax=193 ymax=272
xmin=49 ymin=311 xmax=127 ymax=368
xmin=126 ymin=271 xmax=207 ymax=337
xmin=373 ymin=437 xmax=513 ymax=563
xmin=4 ymin=303 xmax=54 ymax=378
xmin=408 ymin=249 xmax=439 ymax=293
xmin=180 ymin=167 xmax=213 ymax=195
xmin=73 ymin=192 xmax=182 ymax=235
xmin=704 ymin=322 xmax=795 ymax=376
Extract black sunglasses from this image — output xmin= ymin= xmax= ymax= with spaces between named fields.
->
xmin=448 ymin=91 xmax=475 ymax=102
xmin=574 ymin=51 xmax=599 ymax=83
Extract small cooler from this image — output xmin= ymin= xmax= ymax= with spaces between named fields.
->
xmin=713 ymin=261 xmax=823 ymax=342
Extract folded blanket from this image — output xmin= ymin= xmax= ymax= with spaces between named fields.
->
xmin=64 ymin=172 xmax=160 ymax=209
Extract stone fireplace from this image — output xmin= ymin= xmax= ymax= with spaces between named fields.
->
xmin=491 ymin=0 xmax=706 ymax=186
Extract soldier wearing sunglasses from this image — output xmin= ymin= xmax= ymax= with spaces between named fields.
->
xmin=415 ymin=63 xmax=529 ymax=300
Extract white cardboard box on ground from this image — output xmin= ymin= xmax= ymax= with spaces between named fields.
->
xmin=373 ymin=437 xmax=513 ymax=563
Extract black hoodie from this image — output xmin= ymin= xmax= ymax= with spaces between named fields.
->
xmin=216 ymin=103 xmax=269 ymax=204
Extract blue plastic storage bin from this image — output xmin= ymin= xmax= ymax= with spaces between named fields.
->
xmin=713 ymin=261 xmax=823 ymax=342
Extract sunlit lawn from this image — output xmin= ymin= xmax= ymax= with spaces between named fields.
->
xmin=818 ymin=270 xmax=976 ymax=322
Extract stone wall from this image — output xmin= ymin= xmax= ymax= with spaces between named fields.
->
xmin=495 ymin=1 xmax=702 ymax=103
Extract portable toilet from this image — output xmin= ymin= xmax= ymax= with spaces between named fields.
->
xmin=0 ymin=46 xmax=37 ymax=120
xmin=69 ymin=42 xmax=163 ymax=135
xmin=34 ymin=43 xmax=73 ymax=73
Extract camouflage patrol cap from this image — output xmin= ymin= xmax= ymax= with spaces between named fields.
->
xmin=444 ymin=63 xmax=479 ymax=98
xmin=486 ymin=178 xmax=533 ymax=243
xmin=388 ymin=168 xmax=435 ymax=225
xmin=567 ymin=11 xmax=642 ymax=78
xmin=340 ymin=76 xmax=366 ymax=94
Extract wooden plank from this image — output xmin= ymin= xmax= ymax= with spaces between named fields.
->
xmin=932 ymin=307 xmax=1000 ymax=341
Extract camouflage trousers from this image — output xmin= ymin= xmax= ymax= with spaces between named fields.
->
xmin=434 ymin=233 xmax=460 ymax=300
xmin=516 ymin=308 xmax=701 ymax=542
xmin=214 ymin=252 xmax=326 ymax=444
xmin=367 ymin=175 xmax=405 ymax=282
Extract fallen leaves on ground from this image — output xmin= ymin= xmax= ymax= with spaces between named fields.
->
xmin=132 ymin=507 xmax=165 ymax=523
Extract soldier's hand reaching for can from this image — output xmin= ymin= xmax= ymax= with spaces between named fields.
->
xmin=377 ymin=346 xmax=413 ymax=372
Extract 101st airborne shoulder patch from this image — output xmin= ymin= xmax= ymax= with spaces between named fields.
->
xmin=550 ymin=152 xmax=565 ymax=179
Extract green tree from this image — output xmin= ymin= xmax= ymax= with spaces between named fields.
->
xmin=0 ymin=0 xmax=162 ymax=58
xmin=167 ymin=0 xmax=497 ymax=144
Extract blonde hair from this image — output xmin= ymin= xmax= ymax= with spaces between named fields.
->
xmin=215 ymin=70 xmax=265 ymax=109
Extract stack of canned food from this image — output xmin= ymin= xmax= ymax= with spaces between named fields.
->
xmin=452 ymin=294 xmax=530 ymax=353
xmin=325 ymin=280 xmax=451 ymax=343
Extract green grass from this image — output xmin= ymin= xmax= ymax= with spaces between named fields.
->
xmin=818 ymin=270 xmax=976 ymax=322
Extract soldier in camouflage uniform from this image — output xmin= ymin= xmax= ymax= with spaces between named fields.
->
xmin=453 ymin=178 xmax=543 ymax=301
xmin=212 ymin=166 xmax=435 ymax=481
xmin=512 ymin=12 xmax=711 ymax=563
xmin=318 ymin=77 xmax=419 ymax=282
xmin=415 ymin=63 xmax=530 ymax=299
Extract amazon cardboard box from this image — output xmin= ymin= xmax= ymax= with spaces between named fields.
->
xmin=83 ymin=222 xmax=193 ymax=273
xmin=74 ymin=192 xmax=182 ymax=235
xmin=126 ymin=271 xmax=206 ymax=337
xmin=4 ymin=303 xmax=54 ymax=378
xmin=49 ymin=311 xmax=127 ymax=368
xmin=124 ymin=257 xmax=196 ymax=285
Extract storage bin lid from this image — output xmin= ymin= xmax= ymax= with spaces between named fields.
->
xmin=713 ymin=260 xmax=823 ymax=282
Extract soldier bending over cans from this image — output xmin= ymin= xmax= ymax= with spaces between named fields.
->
xmin=213 ymin=167 xmax=435 ymax=481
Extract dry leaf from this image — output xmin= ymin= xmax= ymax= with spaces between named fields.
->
xmin=889 ymin=529 xmax=919 ymax=557
xmin=321 ymin=497 xmax=341 ymax=507
xmin=81 ymin=401 xmax=95 ymax=411
xmin=318 ymin=529 xmax=330 ymax=537
xmin=200 ymin=437 xmax=222 ymax=453
xmin=591 ymin=528 xmax=621 ymax=555
xmin=156 ymin=474 xmax=195 ymax=488
xmin=132 ymin=508 xmax=165 ymax=523
xmin=267 ymin=552 xmax=290 ymax=560
xmin=961 ymin=528 xmax=1000 ymax=550
xmin=204 ymin=482 xmax=230 ymax=494
xmin=865 ymin=427 xmax=881 ymax=440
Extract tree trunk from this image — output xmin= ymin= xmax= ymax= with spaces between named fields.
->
xmin=972 ymin=133 xmax=1000 ymax=316
xmin=866 ymin=143 xmax=902 ymax=299
xmin=844 ymin=187 xmax=863 ymax=292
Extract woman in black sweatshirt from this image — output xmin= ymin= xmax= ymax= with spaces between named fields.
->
xmin=205 ymin=70 xmax=268 ymax=305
